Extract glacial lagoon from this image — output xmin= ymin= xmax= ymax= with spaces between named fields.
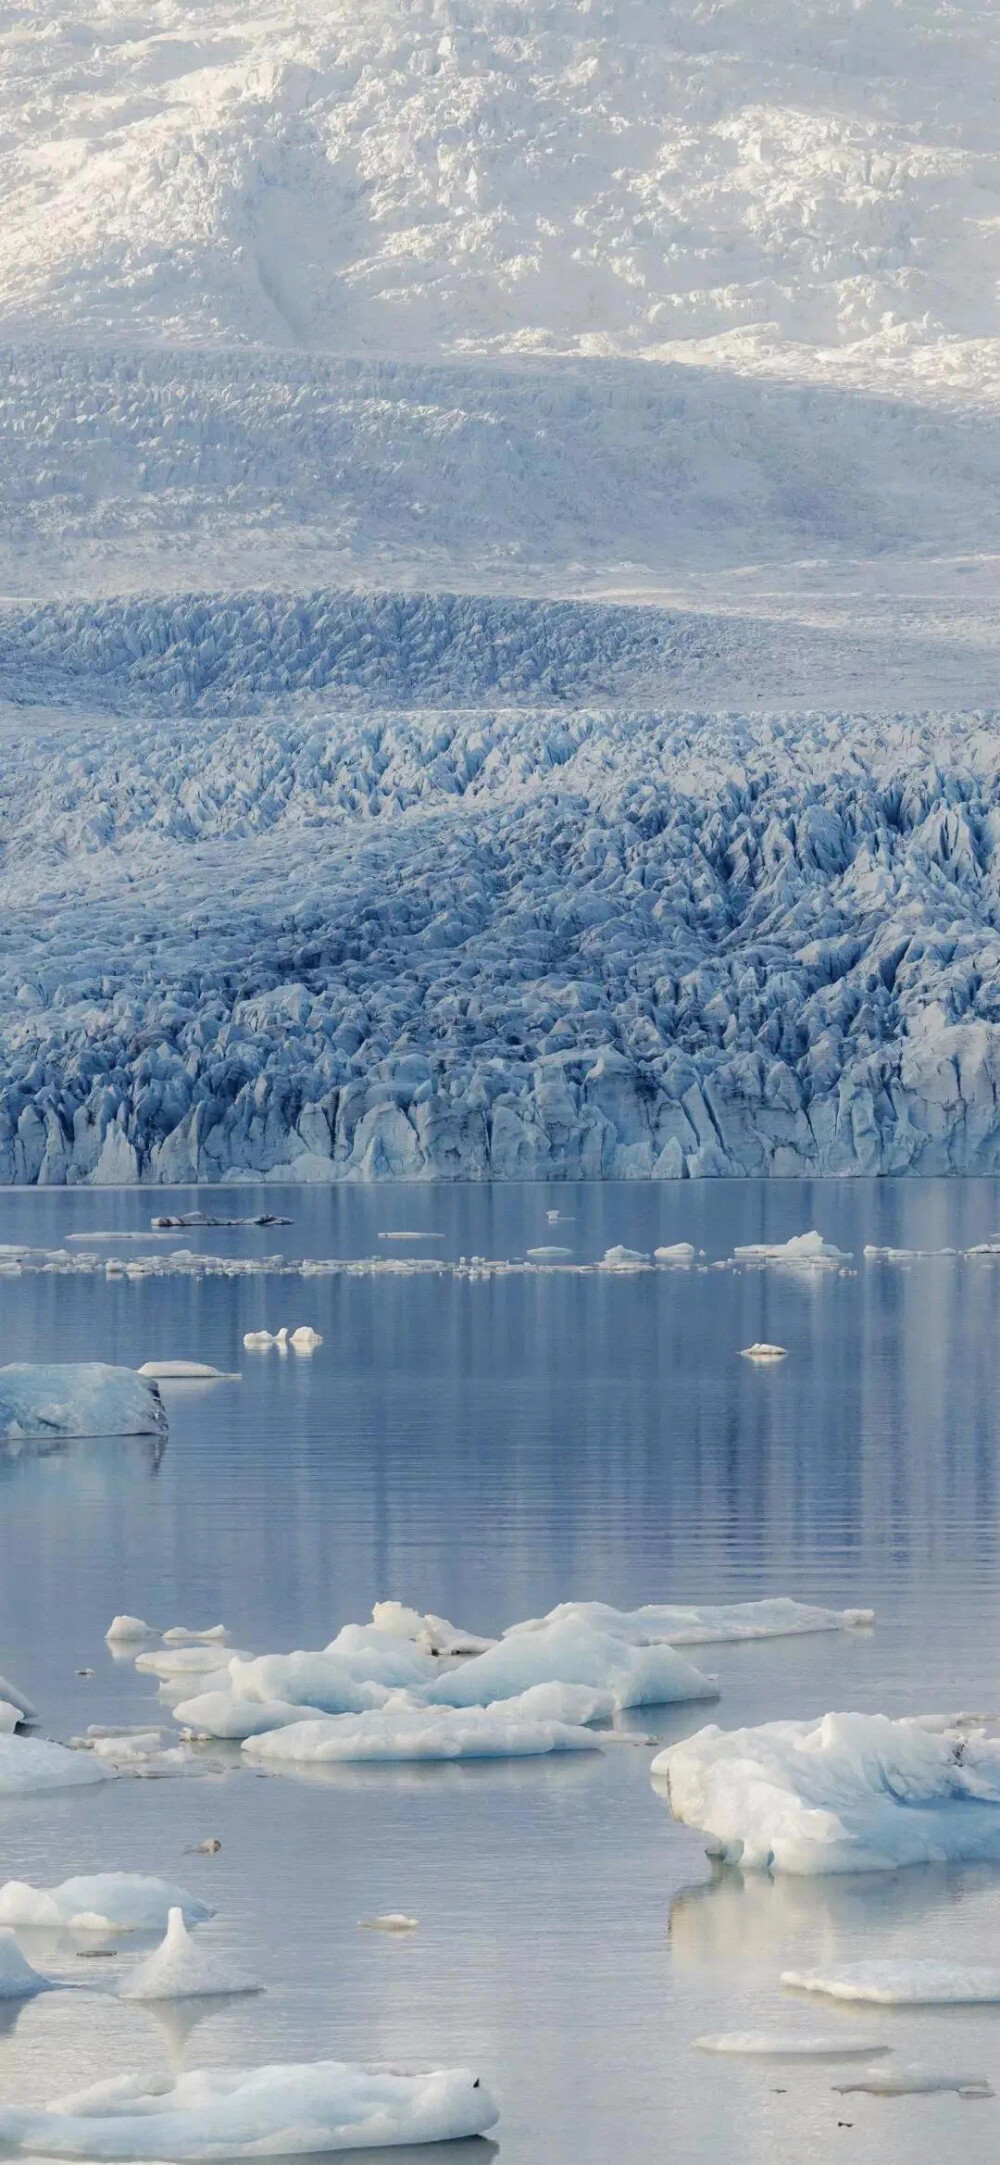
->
xmin=2 ymin=1179 xmax=1000 ymax=2160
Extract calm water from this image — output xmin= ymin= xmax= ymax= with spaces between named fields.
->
xmin=3 ymin=1179 xmax=1000 ymax=2162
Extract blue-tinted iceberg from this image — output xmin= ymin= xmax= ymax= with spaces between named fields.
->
xmin=653 ymin=1711 xmax=1000 ymax=1873
xmin=0 ymin=1739 xmax=108 ymax=1796
xmin=0 ymin=1365 xmax=165 ymax=1440
xmin=242 ymin=1689 xmax=607 ymax=1766
xmin=0 ymin=2059 xmax=499 ymax=2156
xmin=424 ymin=1621 xmax=716 ymax=1711
xmin=0 ymin=1875 xmax=212 ymax=1934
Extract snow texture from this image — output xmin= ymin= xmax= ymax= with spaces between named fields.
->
xmin=117 ymin=1909 xmax=261 ymax=2000
xmin=0 ymin=2060 xmax=499 ymax=2157
xmin=0 ymin=1739 xmax=108 ymax=1796
xmin=0 ymin=1365 xmax=166 ymax=1440
xmin=784 ymin=1962 xmax=1000 ymax=2005
xmin=653 ymin=1712 xmax=1000 ymax=1874
xmin=0 ymin=1876 xmax=213 ymax=1935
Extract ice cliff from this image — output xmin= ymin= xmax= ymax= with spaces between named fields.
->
xmin=2 ymin=610 xmax=1000 ymax=1185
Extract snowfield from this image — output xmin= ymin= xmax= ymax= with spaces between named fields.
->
xmin=4 ymin=0 xmax=1000 ymax=1182
xmin=3 ymin=683 xmax=1000 ymax=1182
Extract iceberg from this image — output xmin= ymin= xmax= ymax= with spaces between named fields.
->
xmin=370 ymin=1603 xmax=497 ymax=1657
xmin=105 ymin=1617 xmax=155 ymax=1644
xmin=117 ymin=1910 xmax=261 ymax=2000
xmin=652 ymin=1711 xmax=1000 ymax=1873
xmin=0 ymin=1705 xmax=21 ymax=1735
xmin=783 ymin=1960 xmax=1000 ymax=2004
xmin=161 ymin=1626 xmax=228 ymax=1646
xmin=731 ymin=1231 xmax=849 ymax=1268
xmin=174 ymin=1693 xmax=330 ymax=1741
xmin=136 ymin=1646 xmax=249 ymax=1681
xmin=655 ymin=1243 xmax=695 ymax=1263
xmin=502 ymin=1597 xmax=871 ymax=1648
xmin=0 ymin=1738 xmax=107 ymax=1795
xmin=0 ymin=1675 xmax=36 ymax=1721
xmin=0 ymin=1875 xmax=213 ymax=1934
xmin=422 ymin=1620 xmax=717 ymax=1710
xmin=0 ymin=1931 xmax=53 ymax=2000
xmin=740 ymin=1343 xmax=787 ymax=1361
xmin=0 ymin=1365 xmax=165 ymax=1440
xmin=832 ymin=2066 xmax=993 ymax=2097
xmin=694 ymin=2033 xmax=890 ymax=2058
xmin=242 ymin=1690 xmax=606 ymax=1765
xmin=138 ymin=1364 xmax=237 ymax=1383
xmin=0 ymin=2059 xmax=499 ymax=2157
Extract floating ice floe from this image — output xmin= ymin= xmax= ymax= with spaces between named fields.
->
xmin=0 ymin=1738 xmax=108 ymax=1795
xmin=694 ymin=2033 xmax=891 ymax=2058
xmin=783 ymin=1960 xmax=1000 ymax=2004
xmin=502 ymin=1597 xmax=872 ymax=1649
xmin=118 ymin=1910 xmax=261 ymax=2001
xmin=654 ymin=1242 xmax=695 ymax=1263
xmin=731 ymin=1231 xmax=849 ymax=1269
xmin=378 ymin=1231 xmax=445 ymax=1242
xmin=137 ymin=1363 xmax=238 ymax=1383
xmin=0 ymin=1932 xmax=54 ymax=2000
xmin=136 ymin=1646 xmax=249 ymax=1681
xmin=421 ymin=1620 xmax=716 ymax=1711
xmin=289 ymin=1327 xmax=322 ymax=1349
xmin=0 ymin=1675 xmax=36 ymax=1721
xmin=0 ymin=2059 xmax=499 ymax=2157
xmin=359 ymin=1914 xmax=417 ymax=1932
xmin=653 ymin=1711 xmax=1000 ymax=1873
xmin=740 ymin=1343 xmax=787 ymax=1361
xmin=371 ymin=1603 xmax=497 ymax=1657
xmin=175 ymin=1693 xmax=328 ymax=1741
xmin=242 ymin=1691 xmax=606 ymax=1766
xmin=162 ymin=1626 xmax=228 ymax=1647
xmin=0 ymin=1364 xmax=166 ymax=1440
xmin=832 ymin=2066 xmax=993 ymax=2097
xmin=0 ymin=1875 xmax=213 ymax=1935
xmin=600 ymin=1245 xmax=648 ymax=1268
xmin=526 ymin=1246 xmax=572 ymax=1260
xmin=105 ymin=1617 xmax=156 ymax=1644
xmin=0 ymin=1705 xmax=21 ymax=1735
xmin=242 ymin=1330 xmax=282 ymax=1349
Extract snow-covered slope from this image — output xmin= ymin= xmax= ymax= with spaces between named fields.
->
xmin=3 ymin=677 xmax=1000 ymax=1184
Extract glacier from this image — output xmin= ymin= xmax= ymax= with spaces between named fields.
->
xmin=5 ymin=683 xmax=1000 ymax=1183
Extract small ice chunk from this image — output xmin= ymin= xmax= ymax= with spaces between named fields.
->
xmin=525 ymin=1246 xmax=572 ymax=1261
xmin=833 ymin=2065 xmax=993 ymax=2096
xmin=0 ymin=1363 xmax=166 ymax=1439
xmin=137 ymin=1363 xmax=237 ymax=1382
xmin=161 ymin=1627 xmax=228 ymax=1646
xmin=0 ymin=1738 xmax=107 ymax=1795
xmin=694 ymin=2033 xmax=891 ymax=2059
xmin=0 ymin=1930 xmax=52 ymax=1999
xmin=136 ymin=1646 xmax=248 ymax=1680
xmin=654 ymin=1242 xmax=695 ymax=1262
xmin=784 ymin=1961 xmax=1000 ymax=2004
xmin=105 ymin=1617 xmax=156 ymax=1644
xmin=600 ymin=1245 xmax=648 ymax=1267
xmin=0 ymin=1675 xmax=35 ymax=1721
xmin=173 ymin=1692 xmax=329 ymax=1741
xmin=732 ymin=1230 xmax=849 ymax=1268
xmin=243 ymin=1691 xmax=606 ymax=1766
xmin=740 ymin=1343 xmax=787 ymax=1360
xmin=289 ymin=1327 xmax=322 ymax=1349
xmin=242 ymin=1329 xmax=287 ymax=1349
xmin=378 ymin=1231 xmax=445 ymax=1241
xmin=0 ymin=2059 xmax=498 ymax=2157
xmin=0 ymin=1875 xmax=213 ymax=1934
xmin=359 ymin=1915 xmax=417 ymax=1932
xmin=117 ymin=1908 xmax=261 ymax=2001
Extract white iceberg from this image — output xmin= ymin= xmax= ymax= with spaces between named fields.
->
xmin=0 ymin=1675 xmax=35 ymax=1720
xmin=0 ymin=1875 xmax=213 ymax=1934
xmin=740 ymin=1343 xmax=787 ymax=1361
xmin=0 ymin=1704 xmax=21 ymax=1735
xmin=242 ymin=1689 xmax=606 ymax=1766
xmin=105 ymin=1617 xmax=156 ymax=1644
xmin=525 ymin=1246 xmax=572 ymax=1261
xmin=0 ymin=2059 xmax=499 ymax=2157
xmin=731 ymin=1231 xmax=849 ymax=1269
xmin=118 ymin=1910 xmax=261 ymax=2001
xmin=599 ymin=1245 xmax=648 ymax=1268
xmin=694 ymin=2032 xmax=890 ymax=2058
xmin=652 ymin=1711 xmax=1000 ymax=1873
xmin=423 ymin=1620 xmax=716 ymax=1711
xmin=359 ymin=1915 xmax=417 ymax=1933
xmin=137 ymin=1364 xmax=237 ymax=1383
xmin=783 ymin=1960 xmax=1000 ymax=2004
xmin=654 ymin=1243 xmax=695 ymax=1263
xmin=0 ymin=1931 xmax=53 ymax=1999
xmin=289 ymin=1328 xmax=322 ymax=1349
xmin=0 ymin=1364 xmax=166 ymax=1439
xmin=832 ymin=2065 xmax=993 ymax=2096
xmin=136 ymin=1646 xmax=249 ymax=1681
xmin=174 ymin=1693 xmax=329 ymax=1741
xmin=161 ymin=1626 xmax=228 ymax=1646
xmin=0 ymin=1738 xmax=107 ymax=1795
xmin=370 ymin=1603 xmax=497 ymax=1656
xmin=503 ymin=1597 xmax=870 ymax=1649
